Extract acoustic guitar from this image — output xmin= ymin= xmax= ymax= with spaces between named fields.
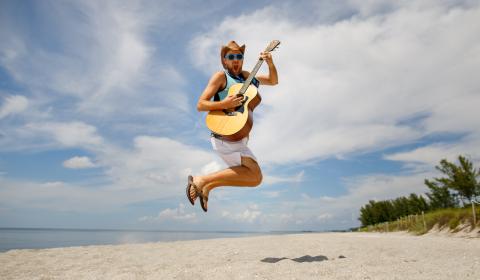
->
xmin=206 ymin=40 xmax=280 ymax=141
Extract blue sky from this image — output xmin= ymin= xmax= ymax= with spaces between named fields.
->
xmin=1 ymin=0 xmax=479 ymax=232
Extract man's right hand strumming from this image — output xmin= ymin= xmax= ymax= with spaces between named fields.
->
xmin=222 ymin=95 xmax=244 ymax=109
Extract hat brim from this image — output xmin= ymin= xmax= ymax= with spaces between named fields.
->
xmin=221 ymin=44 xmax=246 ymax=58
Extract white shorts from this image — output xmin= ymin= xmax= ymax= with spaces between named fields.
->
xmin=210 ymin=136 xmax=257 ymax=167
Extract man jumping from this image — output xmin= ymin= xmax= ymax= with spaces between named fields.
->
xmin=187 ymin=40 xmax=278 ymax=212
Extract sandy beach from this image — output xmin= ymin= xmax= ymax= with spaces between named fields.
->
xmin=1 ymin=232 xmax=479 ymax=280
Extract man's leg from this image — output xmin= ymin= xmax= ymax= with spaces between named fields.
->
xmin=190 ymin=156 xmax=262 ymax=209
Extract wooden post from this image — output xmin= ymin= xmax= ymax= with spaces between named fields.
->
xmin=472 ymin=201 xmax=476 ymax=227
xmin=386 ymin=221 xmax=389 ymax=232
xmin=422 ymin=211 xmax=427 ymax=231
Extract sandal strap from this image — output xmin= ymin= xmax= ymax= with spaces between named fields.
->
xmin=193 ymin=183 xmax=204 ymax=198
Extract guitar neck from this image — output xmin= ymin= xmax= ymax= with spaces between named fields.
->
xmin=239 ymin=59 xmax=264 ymax=94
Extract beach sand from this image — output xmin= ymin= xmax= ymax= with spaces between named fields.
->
xmin=1 ymin=232 xmax=479 ymax=279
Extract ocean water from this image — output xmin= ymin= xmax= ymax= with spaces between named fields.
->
xmin=0 ymin=228 xmax=273 ymax=252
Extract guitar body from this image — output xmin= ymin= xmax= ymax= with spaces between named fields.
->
xmin=206 ymin=83 xmax=262 ymax=141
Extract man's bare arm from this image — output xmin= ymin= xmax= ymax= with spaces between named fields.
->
xmin=255 ymin=52 xmax=278 ymax=86
xmin=197 ymin=72 xmax=243 ymax=111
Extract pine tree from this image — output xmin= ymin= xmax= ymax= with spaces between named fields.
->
xmin=428 ymin=155 xmax=480 ymax=205
xmin=424 ymin=179 xmax=457 ymax=209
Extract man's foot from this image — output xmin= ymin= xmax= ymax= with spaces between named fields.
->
xmin=198 ymin=188 xmax=209 ymax=212
xmin=187 ymin=176 xmax=207 ymax=206
xmin=192 ymin=177 xmax=209 ymax=212
xmin=199 ymin=188 xmax=210 ymax=212
xmin=186 ymin=175 xmax=198 ymax=205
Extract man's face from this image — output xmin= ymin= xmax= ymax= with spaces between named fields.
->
xmin=223 ymin=50 xmax=244 ymax=75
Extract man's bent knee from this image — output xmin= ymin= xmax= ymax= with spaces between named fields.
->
xmin=248 ymin=169 xmax=262 ymax=187
xmin=253 ymin=170 xmax=263 ymax=186
xmin=241 ymin=156 xmax=263 ymax=186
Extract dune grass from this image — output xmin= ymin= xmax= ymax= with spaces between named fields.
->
xmin=359 ymin=206 xmax=480 ymax=235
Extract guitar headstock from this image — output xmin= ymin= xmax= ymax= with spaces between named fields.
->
xmin=264 ymin=40 xmax=281 ymax=53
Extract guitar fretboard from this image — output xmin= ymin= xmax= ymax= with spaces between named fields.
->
xmin=238 ymin=40 xmax=280 ymax=95
xmin=239 ymin=59 xmax=264 ymax=95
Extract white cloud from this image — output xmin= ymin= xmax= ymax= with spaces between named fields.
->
xmin=221 ymin=204 xmax=262 ymax=223
xmin=0 ymin=178 xmax=121 ymax=212
xmin=384 ymin=133 xmax=480 ymax=172
xmin=201 ymin=161 xmax=222 ymax=175
xmin=229 ymin=209 xmax=261 ymax=223
xmin=341 ymin=173 xmax=430 ymax=203
xmin=63 ymin=156 xmax=96 ymax=169
xmin=0 ymin=95 xmax=28 ymax=119
xmin=0 ymin=134 xmax=217 ymax=212
xmin=24 ymin=121 xmax=104 ymax=149
xmin=317 ymin=213 xmax=333 ymax=221
xmin=101 ymin=136 xmax=217 ymax=194
xmin=139 ymin=203 xmax=197 ymax=222
xmin=262 ymin=190 xmax=283 ymax=198
xmin=0 ymin=1 xmax=189 ymax=121
xmin=75 ymin=1 xmax=154 ymax=113
xmin=247 ymin=171 xmax=432 ymax=230
xmin=319 ymin=196 xmax=336 ymax=202
xmin=263 ymin=170 xmax=305 ymax=185
xmin=190 ymin=2 xmax=480 ymax=166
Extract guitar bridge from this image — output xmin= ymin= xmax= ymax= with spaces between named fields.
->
xmin=223 ymin=110 xmax=238 ymax=116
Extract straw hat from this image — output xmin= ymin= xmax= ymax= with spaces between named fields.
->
xmin=220 ymin=41 xmax=245 ymax=68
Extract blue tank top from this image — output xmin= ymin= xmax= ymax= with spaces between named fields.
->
xmin=214 ymin=70 xmax=260 ymax=101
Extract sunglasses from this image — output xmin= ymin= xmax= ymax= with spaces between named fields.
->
xmin=224 ymin=53 xmax=244 ymax=61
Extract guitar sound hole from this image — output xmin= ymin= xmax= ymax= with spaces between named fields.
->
xmin=233 ymin=96 xmax=248 ymax=113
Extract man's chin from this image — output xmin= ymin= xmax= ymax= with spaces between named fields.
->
xmin=230 ymin=67 xmax=242 ymax=75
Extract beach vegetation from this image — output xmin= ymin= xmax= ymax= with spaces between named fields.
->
xmin=358 ymin=155 xmax=480 ymax=234
xmin=358 ymin=206 xmax=480 ymax=235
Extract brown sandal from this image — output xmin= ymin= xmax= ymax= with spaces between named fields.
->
xmin=186 ymin=175 xmax=208 ymax=212
xmin=192 ymin=183 xmax=208 ymax=212
xmin=186 ymin=175 xmax=197 ymax=206
xmin=198 ymin=191 xmax=208 ymax=212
